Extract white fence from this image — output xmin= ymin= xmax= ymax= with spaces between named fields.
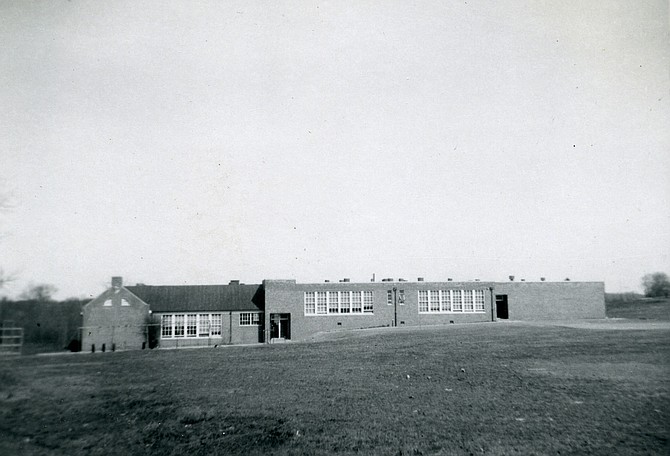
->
xmin=0 ymin=327 xmax=23 ymax=355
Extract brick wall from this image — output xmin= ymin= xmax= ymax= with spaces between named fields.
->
xmin=82 ymin=278 xmax=606 ymax=349
xmin=493 ymin=281 xmax=605 ymax=320
xmin=155 ymin=311 xmax=263 ymax=348
xmin=263 ymin=280 xmax=493 ymax=341
xmin=82 ymin=288 xmax=150 ymax=352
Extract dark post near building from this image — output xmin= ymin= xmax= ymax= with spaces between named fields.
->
xmin=392 ymin=287 xmax=398 ymax=327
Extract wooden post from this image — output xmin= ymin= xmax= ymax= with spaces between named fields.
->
xmin=229 ymin=312 xmax=233 ymax=344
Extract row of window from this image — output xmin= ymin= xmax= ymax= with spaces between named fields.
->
xmin=303 ymin=290 xmax=487 ymax=316
xmin=418 ymin=290 xmax=486 ymax=313
xmin=304 ymin=291 xmax=375 ymax=315
xmin=159 ymin=312 xmax=261 ymax=338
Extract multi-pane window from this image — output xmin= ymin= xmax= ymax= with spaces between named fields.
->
xmin=186 ymin=314 xmax=197 ymax=337
xmin=174 ymin=315 xmax=185 ymax=337
xmin=441 ymin=290 xmax=451 ymax=312
xmin=161 ymin=315 xmax=173 ymax=337
xmin=328 ymin=292 xmax=339 ymax=314
xmin=418 ymin=290 xmax=429 ymax=312
xmin=210 ymin=314 xmax=222 ymax=336
xmin=387 ymin=290 xmax=405 ymax=305
xmin=452 ymin=290 xmax=463 ymax=312
xmin=305 ymin=292 xmax=316 ymax=315
xmin=316 ymin=292 xmax=327 ymax=314
xmin=363 ymin=291 xmax=374 ymax=313
xmin=429 ymin=290 xmax=440 ymax=312
xmin=464 ymin=291 xmax=474 ymax=312
xmin=418 ymin=289 xmax=485 ymax=313
xmin=240 ymin=312 xmax=260 ymax=326
xmin=160 ymin=313 xmax=226 ymax=338
xmin=475 ymin=290 xmax=485 ymax=312
xmin=198 ymin=314 xmax=210 ymax=337
xmin=303 ymin=290 xmax=373 ymax=315
xmin=340 ymin=291 xmax=351 ymax=313
xmin=352 ymin=292 xmax=362 ymax=313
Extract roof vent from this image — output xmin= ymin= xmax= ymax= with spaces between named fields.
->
xmin=509 ymin=275 xmax=515 ymax=281
xmin=540 ymin=277 xmax=546 ymax=282
xmin=229 ymin=280 xmax=240 ymax=285
xmin=447 ymin=278 xmax=453 ymax=282
xmin=343 ymin=278 xmax=350 ymax=282
xmin=417 ymin=277 xmax=424 ymax=282
xmin=325 ymin=280 xmax=330 ymax=283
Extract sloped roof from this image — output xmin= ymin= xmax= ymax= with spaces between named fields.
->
xmin=125 ymin=283 xmax=264 ymax=313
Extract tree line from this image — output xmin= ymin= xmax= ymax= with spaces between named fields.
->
xmin=0 ymin=284 xmax=86 ymax=354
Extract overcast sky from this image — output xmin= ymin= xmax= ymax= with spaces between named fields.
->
xmin=1 ymin=1 xmax=668 ymax=299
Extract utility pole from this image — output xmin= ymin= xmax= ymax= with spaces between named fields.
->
xmin=392 ymin=286 xmax=398 ymax=327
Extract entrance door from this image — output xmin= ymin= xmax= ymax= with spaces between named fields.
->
xmin=270 ymin=313 xmax=291 ymax=340
xmin=495 ymin=295 xmax=509 ymax=319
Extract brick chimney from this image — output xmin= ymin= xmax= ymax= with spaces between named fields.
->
xmin=111 ymin=276 xmax=123 ymax=288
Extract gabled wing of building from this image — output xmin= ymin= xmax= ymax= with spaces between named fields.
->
xmin=126 ymin=283 xmax=264 ymax=313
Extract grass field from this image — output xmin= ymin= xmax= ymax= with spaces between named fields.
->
xmin=606 ymin=297 xmax=670 ymax=321
xmin=1 ymin=320 xmax=669 ymax=456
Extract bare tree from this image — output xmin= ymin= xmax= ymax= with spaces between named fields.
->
xmin=641 ymin=272 xmax=670 ymax=298
xmin=0 ymin=268 xmax=15 ymax=289
xmin=0 ymin=188 xmax=13 ymax=290
xmin=19 ymin=283 xmax=58 ymax=302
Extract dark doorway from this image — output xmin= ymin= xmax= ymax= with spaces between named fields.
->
xmin=270 ymin=313 xmax=291 ymax=340
xmin=495 ymin=295 xmax=509 ymax=319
